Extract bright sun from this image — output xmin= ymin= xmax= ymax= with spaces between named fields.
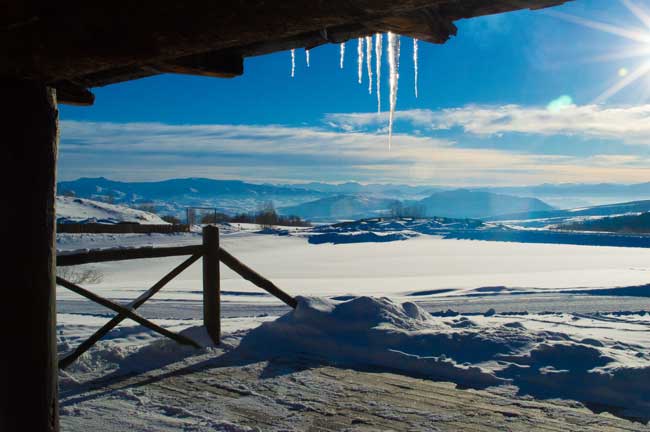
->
xmin=548 ymin=0 xmax=650 ymax=103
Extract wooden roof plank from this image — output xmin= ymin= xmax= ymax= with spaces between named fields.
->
xmin=2 ymin=0 xmax=571 ymax=89
xmin=54 ymin=81 xmax=95 ymax=106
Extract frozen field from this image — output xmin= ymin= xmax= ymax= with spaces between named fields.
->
xmin=57 ymin=230 xmax=650 ymax=304
xmin=56 ymin=229 xmax=650 ymax=429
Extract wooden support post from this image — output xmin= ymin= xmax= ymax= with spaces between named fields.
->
xmin=202 ymin=225 xmax=220 ymax=344
xmin=1 ymin=80 xmax=59 ymax=431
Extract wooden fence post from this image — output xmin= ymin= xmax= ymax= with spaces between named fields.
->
xmin=202 ymin=225 xmax=220 ymax=344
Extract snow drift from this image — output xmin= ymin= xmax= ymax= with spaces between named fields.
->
xmin=59 ymin=293 xmax=650 ymax=423
xmin=232 ymin=296 xmax=650 ymax=422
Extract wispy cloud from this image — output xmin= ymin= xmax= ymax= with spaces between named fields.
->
xmin=58 ymin=116 xmax=650 ymax=185
xmin=326 ymin=104 xmax=650 ymax=144
xmin=60 ymin=120 xmax=451 ymax=161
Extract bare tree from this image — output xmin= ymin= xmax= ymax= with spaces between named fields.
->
xmin=255 ymin=201 xmax=277 ymax=228
xmin=389 ymin=201 xmax=425 ymax=218
xmin=57 ymin=266 xmax=104 ymax=284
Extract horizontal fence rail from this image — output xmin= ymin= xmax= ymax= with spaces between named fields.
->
xmin=57 ymin=245 xmax=203 ymax=266
xmin=57 ymin=223 xmax=189 ymax=234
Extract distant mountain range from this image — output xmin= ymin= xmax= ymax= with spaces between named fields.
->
xmin=282 ymin=182 xmax=441 ymax=198
xmin=478 ymin=182 xmax=650 ymax=197
xmin=58 ymin=177 xmax=650 ymax=222
xmin=475 ymin=183 xmax=650 ymax=208
xmin=58 ymin=177 xmax=319 ymax=201
xmin=57 ymin=177 xmax=439 ymax=218
xmin=487 ymin=199 xmax=650 ymax=222
xmin=58 ymin=177 xmax=324 ymax=216
xmin=281 ymin=190 xmax=553 ymax=221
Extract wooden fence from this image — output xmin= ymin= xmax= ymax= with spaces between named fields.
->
xmin=57 ymin=223 xmax=189 ymax=234
xmin=56 ymin=225 xmax=297 ymax=369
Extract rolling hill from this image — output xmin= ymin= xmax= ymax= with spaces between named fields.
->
xmin=280 ymin=195 xmax=399 ymax=221
xmin=417 ymin=189 xmax=554 ymax=219
xmin=56 ymin=196 xmax=168 ymax=225
xmin=556 ymin=212 xmax=650 ymax=234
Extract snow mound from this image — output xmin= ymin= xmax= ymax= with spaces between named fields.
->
xmin=235 ymin=296 xmax=504 ymax=389
xmin=56 ymin=196 xmax=168 ymax=225
xmin=231 ymin=296 xmax=650 ymax=422
xmin=61 ymin=326 xmax=220 ymax=381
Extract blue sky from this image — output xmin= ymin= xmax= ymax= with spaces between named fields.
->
xmin=59 ymin=0 xmax=650 ymax=186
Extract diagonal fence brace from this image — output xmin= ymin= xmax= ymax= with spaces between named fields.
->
xmin=58 ymin=253 xmax=202 ymax=369
xmin=219 ymin=247 xmax=298 ymax=309
xmin=56 ymin=276 xmax=200 ymax=355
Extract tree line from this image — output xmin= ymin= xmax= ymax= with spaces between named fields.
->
xmin=162 ymin=201 xmax=311 ymax=227
xmin=387 ymin=201 xmax=426 ymax=218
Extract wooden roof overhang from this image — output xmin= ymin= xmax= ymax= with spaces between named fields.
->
xmin=3 ymin=0 xmax=571 ymax=106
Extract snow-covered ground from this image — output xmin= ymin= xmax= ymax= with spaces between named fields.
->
xmin=56 ymin=228 xmax=650 ymax=428
xmin=57 ymin=229 xmax=650 ymax=302
xmin=57 ymin=195 xmax=169 ymax=225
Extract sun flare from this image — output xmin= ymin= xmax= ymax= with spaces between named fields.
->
xmin=549 ymin=0 xmax=650 ymax=102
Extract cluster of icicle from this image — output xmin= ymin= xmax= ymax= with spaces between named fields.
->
xmin=290 ymin=33 xmax=419 ymax=150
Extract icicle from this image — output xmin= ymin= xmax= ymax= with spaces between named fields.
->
xmin=366 ymin=35 xmax=373 ymax=94
xmin=387 ymin=32 xmax=400 ymax=151
xmin=306 ymin=49 xmax=310 ymax=67
xmin=396 ymin=34 xmax=401 ymax=68
xmin=413 ymin=38 xmax=419 ymax=98
xmin=375 ymin=34 xmax=383 ymax=113
xmin=357 ymin=38 xmax=364 ymax=84
xmin=290 ymin=49 xmax=295 ymax=77
xmin=340 ymin=43 xmax=345 ymax=69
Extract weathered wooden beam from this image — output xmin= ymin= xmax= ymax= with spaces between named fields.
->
xmin=202 ymin=226 xmax=220 ymax=345
xmin=1 ymin=80 xmax=59 ymax=431
xmin=56 ymin=277 xmax=201 ymax=348
xmin=217 ymin=12 xmax=454 ymax=61
xmin=0 ymin=0 xmax=572 ymax=83
xmin=366 ymin=7 xmax=458 ymax=43
xmin=53 ymin=80 xmax=95 ymax=106
xmin=156 ymin=51 xmax=244 ymax=78
xmin=57 ymin=244 xmax=203 ymax=266
xmin=219 ymin=247 xmax=298 ymax=309
xmin=58 ymin=253 xmax=202 ymax=369
xmin=73 ymin=64 xmax=161 ymax=88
